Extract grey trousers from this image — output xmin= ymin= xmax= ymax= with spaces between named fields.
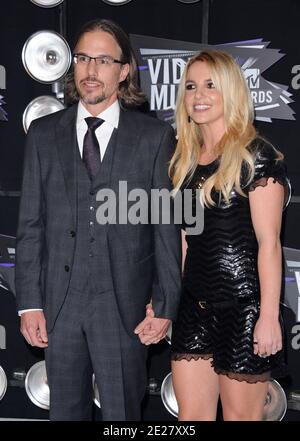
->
xmin=45 ymin=286 xmax=148 ymax=420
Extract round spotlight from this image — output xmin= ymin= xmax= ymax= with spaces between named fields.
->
xmin=102 ymin=0 xmax=133 ymax=5
xmin=93 ymin=374 xmax=101 ymax=408
xmin=22 ymin=30 xmax=71 ymax=84
xmin=161 ymin=372 xmax=177 ymax=417
xmin=0 ymin=366 xmax=7 ymax=401
xmin=23 ymin=95 xmax=65 ymax=133
xmin=25 ymin=361 xmax=50 ymax=410
xmin=161 ymin=373 xmax=287 ymax=420
xmin=283 ymin=179 xmax=292 ymax=210
xmin=30 ymin=0 xmax=64 ymax=7
xmin=177 ymin=0 xmax=201 ymax=3
xmin=263 ymin=379 xmax=287 ymax=421
xmin=165 ymin=323 xmax=172 ymax=345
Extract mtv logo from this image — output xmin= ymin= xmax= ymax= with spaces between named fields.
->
xmin=244 ymin=68 xmax=260 ymax=89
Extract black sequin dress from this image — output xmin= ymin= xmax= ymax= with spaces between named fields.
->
xmin=171 ymin=139 xmax=290 ymax=383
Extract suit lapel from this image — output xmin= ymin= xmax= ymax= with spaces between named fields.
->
xmin=110 ymin=109 xmax=141 ymax=182
xmin=92 ymin=108 xmax=141 ymax=188
xmin=93 ymin=108 xmax=142 ymax=232
xmin=54 ymin=106 xmax=142 ymax=224
xmin=55 ymin=105 xmax=78 ymax=225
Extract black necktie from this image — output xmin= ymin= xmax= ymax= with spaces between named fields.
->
xmin=82 ymin=117 xmax=104 ymax=180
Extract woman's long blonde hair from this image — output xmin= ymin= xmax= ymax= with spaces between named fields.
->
xmin=169 ymin=50 xmax=258 ymax=206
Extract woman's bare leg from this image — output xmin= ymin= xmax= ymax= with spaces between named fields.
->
xmin=220 ymin=374 xmax=268 ymax=421
xmin=172 ymin=358 xmax=219 ymax=421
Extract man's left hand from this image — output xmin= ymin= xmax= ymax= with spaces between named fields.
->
xmin=134 ymin=313 xmax=171 ymax=346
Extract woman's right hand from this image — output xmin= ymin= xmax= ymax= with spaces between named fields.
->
xmin=253 ymin=315 xmax=282 ymax=357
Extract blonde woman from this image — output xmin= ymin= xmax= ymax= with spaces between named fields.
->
xmin=167 ymin=50 xmax=290 ymax=421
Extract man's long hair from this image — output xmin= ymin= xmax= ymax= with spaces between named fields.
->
xmin=64 ymin=19 xmax=146 ymax=108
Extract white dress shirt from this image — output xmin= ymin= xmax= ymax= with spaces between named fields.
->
xmin=19 ymin=99 xmax=120 ymax=315
xmin=76 ymin=99 xmax=120 ymax=161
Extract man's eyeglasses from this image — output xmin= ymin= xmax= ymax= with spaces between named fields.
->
xmin=73 ymin=53 xmax=125 ymax=66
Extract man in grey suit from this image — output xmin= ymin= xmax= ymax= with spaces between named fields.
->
xmin=15 ymin=19 xmax=181 ymax=421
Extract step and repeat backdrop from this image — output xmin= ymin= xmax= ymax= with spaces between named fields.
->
xmin=0 ymin=0 xmax=299 ymax=420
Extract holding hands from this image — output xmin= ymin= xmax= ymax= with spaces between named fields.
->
xmin=134 ymin=303 xmax=171 ymax=345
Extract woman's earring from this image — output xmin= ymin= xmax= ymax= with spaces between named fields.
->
xmin=188 ymin=115 xmax=191 ymax=123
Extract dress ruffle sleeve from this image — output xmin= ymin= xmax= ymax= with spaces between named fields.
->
xmin=246 ymin=139 xmax=291 ymax=209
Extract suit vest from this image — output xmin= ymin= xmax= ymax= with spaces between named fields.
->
xmin=69 ymin=130 xmax=117 ymax=294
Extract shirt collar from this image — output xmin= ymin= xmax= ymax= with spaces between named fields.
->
xmin=77 ymin=100 xmax=120 ymax=129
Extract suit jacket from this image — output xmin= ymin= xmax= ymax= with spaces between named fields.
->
xmin=15 ymin=104 xmax=182 ymax=334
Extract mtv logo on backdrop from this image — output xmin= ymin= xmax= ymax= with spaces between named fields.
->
xmin=131 ymin=36 xmax=295 ymax=123
xmin=244 ymin=68 xmax=260 ymax=89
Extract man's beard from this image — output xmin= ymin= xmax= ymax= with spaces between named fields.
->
xmin=80 ymin=92 xmax=106 ymax=105
xmin=77 ymin=76 xmax=106 ymax=105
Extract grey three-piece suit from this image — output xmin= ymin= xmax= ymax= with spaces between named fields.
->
xmin=15 ymin=103 xmax=181 ymax=420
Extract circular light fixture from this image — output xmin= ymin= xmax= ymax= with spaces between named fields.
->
xmin=283 ymin=179 xmax=292 ymax=210
xmin=160 ymin=372 xmax=177 ymax=417
xmin=93 ymin=374 xmax=101 ymax=408
xmin=102 ymin=0 xmax=133 ymax=5
xmin=177 ymin=0 xmax=201 ymax=3
xmin=161 ymin=373 xmax=287 ymax=420
xmin=30 ymin=0 xmax=64 ymax=7
xmin=165 ymin=323 xmax=172 ymax=345
xmin=23 ymin=95 xmax=65 ymax=133
xmin=25 ymin=361 xmax=50 ymax=409
xmin=0 ymin=366 xmax=7 ymax=401
xmin=263 ymin=379 xmax=287 ymax=421
xmin=22 ymin=30 xmax=71 ymax=84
